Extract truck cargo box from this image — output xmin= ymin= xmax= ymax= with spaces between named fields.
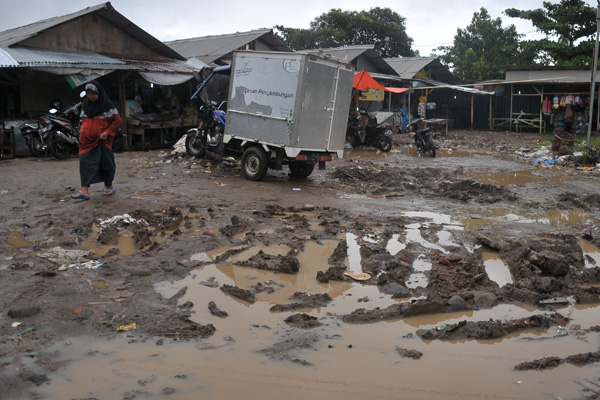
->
xmin=224 ymin=51 xmax=354 ymax=158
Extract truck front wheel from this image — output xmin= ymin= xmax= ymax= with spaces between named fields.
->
xmin=185 ymin=129 xmax=206 ymax=158
xmin=241 ymin=147 xmax=268 ymax=181
xmin=289 ymin=161 xmax=315 ymax=178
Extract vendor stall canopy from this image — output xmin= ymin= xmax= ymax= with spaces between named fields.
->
xmin=353 ymin=70 xmax=409 ymax=93
xmin=0 ymin=2 xmax=202 ymax=86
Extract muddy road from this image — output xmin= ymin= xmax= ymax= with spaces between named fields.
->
xmin=1 ymin=130 xmax=600 ymax=400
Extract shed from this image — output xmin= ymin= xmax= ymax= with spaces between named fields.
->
xmin=490 ymin=66 xmax=597 ymax=134
xmin=0 ymin=2 xmax=203 ymax=150
xmin=385 ymin=56 xmax=494 ymax=130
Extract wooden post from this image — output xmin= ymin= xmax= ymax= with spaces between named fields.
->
xmin=489 ymin=92 xmax=493 ymax=130
xmin=119 ymin=71 xmax=131 ymax=150
xmin=470 ymin=94 xmax=474 ymax=130
xmin=539 ymin=85 xmax=544 ymax=134
xmin=509 ymin=84 xmax=514 ymax=132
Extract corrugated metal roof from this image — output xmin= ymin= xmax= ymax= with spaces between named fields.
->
xmin=299 ymin=45 xmax=397 ymax=76
xmin=0 ymin=46 xmax=202 ymax=76
xmin=385 ymin=57 xmax=457 ymax=84
xmin=0 ymin=2 xmax=185 ymax=61
xmin=166 ymin=29 xmax=292 ymax=64
xmin=417 ymin=78 xmax=493 ymax=96
xmin=4 ymin=46 xmax=131 ymax=69
xmin=0 ymin=47 xmax=18 ymax=67
xmin=123 ymin=59 xmax=200 ymax=74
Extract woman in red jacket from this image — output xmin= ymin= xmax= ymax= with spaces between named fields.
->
xmin=71 ymin=80 xmax=122 ymax=200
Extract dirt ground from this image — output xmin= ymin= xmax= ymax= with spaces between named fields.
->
xmin=1 ymin=129 xmax=600 ymax=399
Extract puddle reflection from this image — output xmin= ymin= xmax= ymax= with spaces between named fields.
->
xmin=482 ymin=250 xmax=514 ymax=287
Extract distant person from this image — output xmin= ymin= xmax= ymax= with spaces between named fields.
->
xmin=71 ymin=80 xmax=122 ymax=200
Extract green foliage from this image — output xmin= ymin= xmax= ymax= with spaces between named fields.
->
xmin=575 ymin=135 xmax=600 ymax=165
xmin=438 ymin=8 xmax=531 ymax=81
xmin=505 ymin=0 xmax=596 ymax=65
xmin=274 ymin=8 xmax=415 ymax=58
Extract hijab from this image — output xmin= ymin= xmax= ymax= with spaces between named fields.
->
xmin=82 ymin=80 xmax=116 ymax=118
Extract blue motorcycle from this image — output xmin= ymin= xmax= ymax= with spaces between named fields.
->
xmin=185 ymin=66 xmax=230 ymax=158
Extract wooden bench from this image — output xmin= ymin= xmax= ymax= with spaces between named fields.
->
xmin=422 ymin=118 xmax=448 ymax=138
xmin=493 ymin=116 xmax=545 ymax=132
xmin=127 ymin=117 xmax=195 ymax=151
xmin=0 ymin=124 xmax=15 ymax=159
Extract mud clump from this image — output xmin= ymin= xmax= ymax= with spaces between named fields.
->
xmin=130 ymin=207 xmax=183 ymax=231
xmin=515 ymin=351 xmax=600 ymax=370
xmin=342 ymin=300 xmax=447 ymax=324
xmin=416 ymin=313 xmax=568 ymax=340
xmin=146 ymin=313 xmax=216 ymax=339
xmin=97 ymin=224 xmax=119 ymax=245
xmin=396 ymin=347 xmax=423 ymax=360
xmin=557 ymin=192 xmax=600 ymax=210
xmin=208 ymin=301 xmax=228 ymax=317
xmin=235 ymin=251 xmax=300 ymax=274
xmin=284 ymin=313 xmax=323 ymax=329
xmin=220 ymin=284 xmax=256 ymax=304
xmin=270 ymin=292 xmax=332 ymax=312
xmin=439 ymin=179 xmax=517 ymax=203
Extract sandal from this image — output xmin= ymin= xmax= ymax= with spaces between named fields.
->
xmin=71 ymin=192 xmax=90 ymax=200
xmin=104 ymin=189 xmax=116 ymax=196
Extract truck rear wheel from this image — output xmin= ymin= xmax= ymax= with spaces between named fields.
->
xmin=241 ymin=147 xmax=268 ymax=181
xmin=289 ymin=161 xmax=315 ymax=178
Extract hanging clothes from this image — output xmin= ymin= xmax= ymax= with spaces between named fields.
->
xmin=553 ymin=96 xmax=560 ymax=109
xmin=542 ymin=97 xmax=552 ymax=114
xmin=560 ymin=96 xmax=567 ymax=107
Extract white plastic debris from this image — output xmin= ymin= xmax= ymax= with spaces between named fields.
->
xmin=62 ymin=261 xmax=104 ymax=270
xmin=171 ymin=134 xmax=187 ymax=156
xmin=100 ymin=214 xmax=149 ymax=228
xmin=37 ymin=247 xmax=91 ymax=264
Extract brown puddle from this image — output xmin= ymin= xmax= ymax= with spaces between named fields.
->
xmin=80 ymin=230 xmax=138 ymax=256
xmin=34 ymin=295 xmax=599 ymax=400
xmin=6 ymin=231 xmax=37 ymax=252
xmin=24 ymin=210 xmax=600 ymax=399
xmin=464 ymin=169 xmax=579 ymax=186
xmin=461 ymin=207 xmax=599 ymax=231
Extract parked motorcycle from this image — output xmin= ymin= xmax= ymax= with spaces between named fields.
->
xmin=40 ymin=99 xmax=83 ymax=159
xmin=186 ymin=67 xmax=230 ymax=158
xmin=407 ymin=118 xmax=437 ymax=157
xmin=19 ymin=121 xmax=47 ymax=157
xmin=346 ymin=109 xmax=393 ymax=152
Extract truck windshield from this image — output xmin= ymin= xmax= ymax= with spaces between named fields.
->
xmin=200 ymin=73 xmax=230 ymax=104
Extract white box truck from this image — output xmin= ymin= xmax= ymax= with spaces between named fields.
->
xmin=185 ymin=50 xmax=354 ymax=180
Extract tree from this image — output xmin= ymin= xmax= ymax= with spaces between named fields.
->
xmin=274 ymin=8 xmax=415 ymax=58
xmin=505 ymin=0 xmax=596 ymax=65
xmin=438 ymin=8 xmax=533 ymax=82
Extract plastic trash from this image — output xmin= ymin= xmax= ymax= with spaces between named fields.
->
xmin=343 ymin=271 xmax=371 ymax=281
xmin=117 ymin=323 xmax=136 ymax=332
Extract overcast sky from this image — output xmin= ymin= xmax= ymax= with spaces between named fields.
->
xmin=0 ymin=0 xmax=597 ymax=56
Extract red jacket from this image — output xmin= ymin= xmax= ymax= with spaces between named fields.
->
xmin=78 ymin=109 xmax=122 ymax=154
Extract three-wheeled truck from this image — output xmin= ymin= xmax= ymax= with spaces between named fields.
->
xmin=185 ymin=50 xmax=354 ymax=180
